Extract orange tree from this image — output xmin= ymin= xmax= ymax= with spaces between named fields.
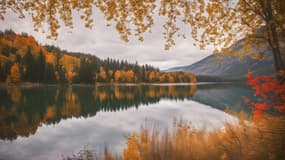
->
xmin=247 ymin=72 xmax=285 ymax=119
xmin=1 ymin=0 xmax=284 ymax=72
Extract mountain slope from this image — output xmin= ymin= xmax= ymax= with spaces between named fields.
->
xmin=167 ymin=39 xmax=284 ymax=79
xmin=167 ymin=54 xmax=274 ymax=76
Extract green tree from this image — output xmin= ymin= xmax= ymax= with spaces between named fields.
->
xmin=0 ymin=61 xmax=12 ymax=81
xmin=55 ymin=53 xmax=67 ymax=83
xmin=44 ymin=64 xmax=56 ymax=83
xmin=23 ymin=46 xmax=36 ymax=81
xmin=2 ymin=45 xmax=10 ymax=56
xmin=78 ymin=57 xmax=95 ymax=83
xmin=37 ymin=50 xmax=46 ymax=82
xmin=1 ymin=0 xmax=284 ymax=73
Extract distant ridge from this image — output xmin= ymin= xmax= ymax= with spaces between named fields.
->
xmin=166 ymin=39 xmax=285 ymax=82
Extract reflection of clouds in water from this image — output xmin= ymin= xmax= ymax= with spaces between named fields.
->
xmin=0 ymin=100 xmax=237 ymax=160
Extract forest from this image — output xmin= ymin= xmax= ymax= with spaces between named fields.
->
xmin=0 ymin=30 xmax=196 ymax=84
xmin=0 ymin=0 xmax=285 ymax=159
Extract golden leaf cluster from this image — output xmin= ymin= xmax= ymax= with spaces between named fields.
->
xmin=1 ymin=0 xmax=284 ymax=52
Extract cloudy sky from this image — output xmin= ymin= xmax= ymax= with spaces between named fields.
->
xmin=0 ymin=10 xmax=213 ymax=70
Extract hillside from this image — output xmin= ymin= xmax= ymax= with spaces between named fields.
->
xmin=167 ymin=54 xmax=275 ymax=77
xmin=167 ymin=38 xmax=285 ymax=81
xmin=0 ymin=30 xmax=196 ymax=84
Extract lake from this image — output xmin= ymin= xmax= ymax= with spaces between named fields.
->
xmin=0 ymin=83 xmax=255 ymax=160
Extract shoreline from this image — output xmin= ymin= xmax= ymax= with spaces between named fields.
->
xmin=0 ymin=82 xmax=67 ymax=88
xmin=0 ymin=81 xmax=247 ymax=88
xmin=0 ymin=82 xmax=195 ymax=88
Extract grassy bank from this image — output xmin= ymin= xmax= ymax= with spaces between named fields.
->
xmin=63 ymin=113 xmax=285 ymax=160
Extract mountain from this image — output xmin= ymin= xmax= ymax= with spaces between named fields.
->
xmin=167 ymin=39 xmax=284 ymax=81
xmin=167 ymin=54 xmax=275 ymax=77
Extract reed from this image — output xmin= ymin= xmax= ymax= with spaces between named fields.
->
xmin=62 ymin=113 xmax=285 ymax=160
xmin=107 ymin=114 xmax=285 ymax=160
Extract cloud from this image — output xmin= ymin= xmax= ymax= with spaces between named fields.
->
xmin=0 ymin=10 xmax=213 ymax=70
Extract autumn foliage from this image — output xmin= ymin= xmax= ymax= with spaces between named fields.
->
xmin=100 ymin=115 xmax=285 ymax=160
xmin=1 ymin=0 xmax=284 ymax=54
xmin=0 ymin=30 xmax=196 ymax=84
xmin=247 ymin=72 xmax=285 ymax=119
xmin=123 ymin=134 xmax=142 ymax=160
xmin=8 ymin=63 xmax=21 ymax=83
xmin=0 ymin=84 xmax=197 ymax=140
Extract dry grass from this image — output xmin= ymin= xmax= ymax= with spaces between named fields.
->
xmin=63 ymin=113 xmax=285 ymax=160
xmin=106 ymin=114 xmax=285 ymax=160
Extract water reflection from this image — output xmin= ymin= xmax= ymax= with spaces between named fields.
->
xmin=193 ymin=83 xmax=254 ymax=112
xmin=0 ymin=84 xmax=254 ymax=140
xmin=100 ymin=114 xmax=285 ymax=160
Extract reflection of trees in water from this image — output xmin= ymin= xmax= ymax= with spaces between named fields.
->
xmin=191 ymin=83 xmax=255 ymax=113
xmin=0 ymin=85 xmax=196 ymax=140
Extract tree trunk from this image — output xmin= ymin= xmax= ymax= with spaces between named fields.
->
xmin=263 ymin=0 xmax=284 ymax=73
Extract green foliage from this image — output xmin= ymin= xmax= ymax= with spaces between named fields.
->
xmin=2 ymin=0 xmax=284 ymax=73
xmin=23 ymin=46 xmax=35 ymax=81
xmin=0 ymin=30 xmax=196 ymax=84
xmin=37 ymin=50 xmax=46 ymax=82
xmin=0 ymin=61 xmax=12 ymax=81
xmin=44 ymin=64 xmax=56 ymax=83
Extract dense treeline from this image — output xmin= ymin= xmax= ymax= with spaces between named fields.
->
xmin=0 ymin=30 xmax=196 ymax=84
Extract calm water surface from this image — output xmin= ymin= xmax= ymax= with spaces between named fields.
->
xmin=0 ymin=84 xmax=254 ymax=160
